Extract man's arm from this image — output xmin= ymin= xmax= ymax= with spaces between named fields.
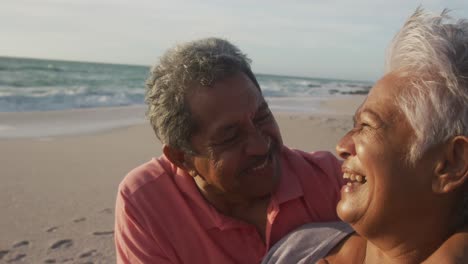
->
xmin=115 ymin=190 xmax=173 ymax=264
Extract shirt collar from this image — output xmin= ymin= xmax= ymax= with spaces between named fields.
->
xmin=169 ymin=159 xmax=225 ymax=229
xmin=166 ymin=147 xmax=305 ymax=230
xmin=271 ymin=146 xmax=304 ymax=204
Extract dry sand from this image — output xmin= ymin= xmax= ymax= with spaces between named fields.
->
xmin=0 ymin=96 xmax=364 ymax=263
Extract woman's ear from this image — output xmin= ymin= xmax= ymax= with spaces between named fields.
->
xmin=432 ymin=136 xmax=468 ymax=194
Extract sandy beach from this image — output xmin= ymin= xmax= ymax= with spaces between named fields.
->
xmin=0 ymin=96 xmax=364 ymax=263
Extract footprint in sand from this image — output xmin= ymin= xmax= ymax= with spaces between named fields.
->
xmin=12 ymin=240 xmax=29 ymax=248
xmin=61 ymin=257 xmax=74 ymax=262
xmin=79 ymin=249 xmax=97 ymax=258
xmin=99 ymin=208 xmax=113 ymax=214
xmin=0 ymin=250 xmax=10 ymax=260
xmin=44 ymin=259 xmax=56 ymax=263
xmin=6 ymin=253 xmax=26 ymax=263
xmin=46 ymin=226 xmax=59 ymax=233
xmin=73 ymin=217 xmax=86 ymax=223
xmin=92 ymin=231 xmax=114 ymax=236
xmin=50 ymin=239 xmax=73 ymax=250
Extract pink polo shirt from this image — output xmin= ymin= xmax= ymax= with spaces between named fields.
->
xmin=115 ymin=146 xmax=343 ymax=264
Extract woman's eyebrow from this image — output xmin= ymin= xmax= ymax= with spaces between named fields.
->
xmin=353 ymin=107 xmax=383 ymax=124
xmin=361 ymin=108 xmax=381 ymax=119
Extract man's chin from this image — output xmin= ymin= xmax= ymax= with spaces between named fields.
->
xmin=245 ymin=171 xmax=278 ymax=197
xmin=240 ymin=144 xmax=282 ymax=197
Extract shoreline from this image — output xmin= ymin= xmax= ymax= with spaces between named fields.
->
xmin=0 ymin=95 xmax=365 ymax=140
xmin=0 ymin=105 xmax=147 ymax=139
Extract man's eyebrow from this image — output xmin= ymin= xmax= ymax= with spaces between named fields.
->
xmin=211 ymin=115 xmax=243 ymax=138
xmin=211 ymin=101 xmax=269 ymax=137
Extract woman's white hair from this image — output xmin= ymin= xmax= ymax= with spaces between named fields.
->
xmin=385 ymin=7 xmax=468 ymax=164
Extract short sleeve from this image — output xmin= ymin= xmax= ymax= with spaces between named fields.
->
xmin=114 ymin=189 xmax=173 ymax=264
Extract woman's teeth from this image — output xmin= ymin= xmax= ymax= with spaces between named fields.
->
xmin=343 ymin=173 xmax=366 ymax=183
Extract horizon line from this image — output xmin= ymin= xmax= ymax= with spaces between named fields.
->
xmin=0 ymin=55 xmax=374 ymax=83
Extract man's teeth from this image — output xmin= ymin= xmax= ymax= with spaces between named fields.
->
xmin=252 ymin=158 xmax=269 ymax=171
xmin=343 ymin=173 xmax=366 ymax=183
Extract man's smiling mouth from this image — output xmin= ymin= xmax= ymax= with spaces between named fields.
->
xmin=245 ymin=137 xmax=275 ymax=173
xmin=252 ymin=155 xmax=270 ymax=171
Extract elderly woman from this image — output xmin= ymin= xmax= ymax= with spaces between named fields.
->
xmin=263 ymin=8 xmax=468 ymax=264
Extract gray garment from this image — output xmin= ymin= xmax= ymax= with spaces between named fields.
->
xmin=262 ymin=221 xmax=354 ymax=264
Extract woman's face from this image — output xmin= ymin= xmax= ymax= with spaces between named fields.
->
xmin=335 ymin=73 xmax=438 ymax=238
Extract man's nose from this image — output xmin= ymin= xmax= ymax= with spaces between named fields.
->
xmin=245 ymin=127 xmax=270 ymax=156
xmin=336 ymin=131 xmax=356 ymax=159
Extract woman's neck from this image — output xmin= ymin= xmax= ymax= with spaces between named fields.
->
xmin=364 ymin=237 xmax=447 ymax=264
xmin=362 ymin=213 xmax=458 ymax=263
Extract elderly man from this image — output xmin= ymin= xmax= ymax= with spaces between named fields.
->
xmin=114 ymin=38 xmax=343 ymax=263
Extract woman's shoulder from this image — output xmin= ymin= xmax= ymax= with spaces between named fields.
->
xmin=262 ymin=222 xmax=355 ymax=264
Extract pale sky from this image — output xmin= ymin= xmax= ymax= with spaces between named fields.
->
xmin=2 ymin=0 xmax=468 ymax=81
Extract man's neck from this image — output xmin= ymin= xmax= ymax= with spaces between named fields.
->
xmin=194 ymin=175 xmax=271 ymax=241
xmin=193 ymin=175 xmax=265 ymax=211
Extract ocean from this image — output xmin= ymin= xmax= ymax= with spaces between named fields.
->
xmin=0 ymin=56 xmax=372 ymax=113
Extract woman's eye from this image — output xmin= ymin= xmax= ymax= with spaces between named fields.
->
xmin=351 ymin=122 xmax=370 ymax=132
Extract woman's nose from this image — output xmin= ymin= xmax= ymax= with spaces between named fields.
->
xmin=336 ymin=131 xmax=356 ymax=159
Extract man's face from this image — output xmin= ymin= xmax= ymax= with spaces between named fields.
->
xmin=186 ymin=72 xmax=283 ymax=202
xmin=335 ymin=73 xmax=439 ymax=238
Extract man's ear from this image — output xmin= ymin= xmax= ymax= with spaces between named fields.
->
xmin=163 ymin=144 xmax=190 ymax=170
xmin=432 ymin=136 xmax=468 ymax=194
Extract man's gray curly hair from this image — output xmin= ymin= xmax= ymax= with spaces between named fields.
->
xmin=145 ymin=38 xmax=260 ymax=152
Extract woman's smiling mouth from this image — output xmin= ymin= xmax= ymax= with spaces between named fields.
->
xmin=341 ymin=167 xmax=367 ymax=193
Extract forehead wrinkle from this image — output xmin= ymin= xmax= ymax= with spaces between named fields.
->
xmin=357 ymin=89 xmax=398 ymax=121
xmin=359 ymin=100 xmax=408 ymax=130
xmin=353 ymin=97 xmax=368 ymax=120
